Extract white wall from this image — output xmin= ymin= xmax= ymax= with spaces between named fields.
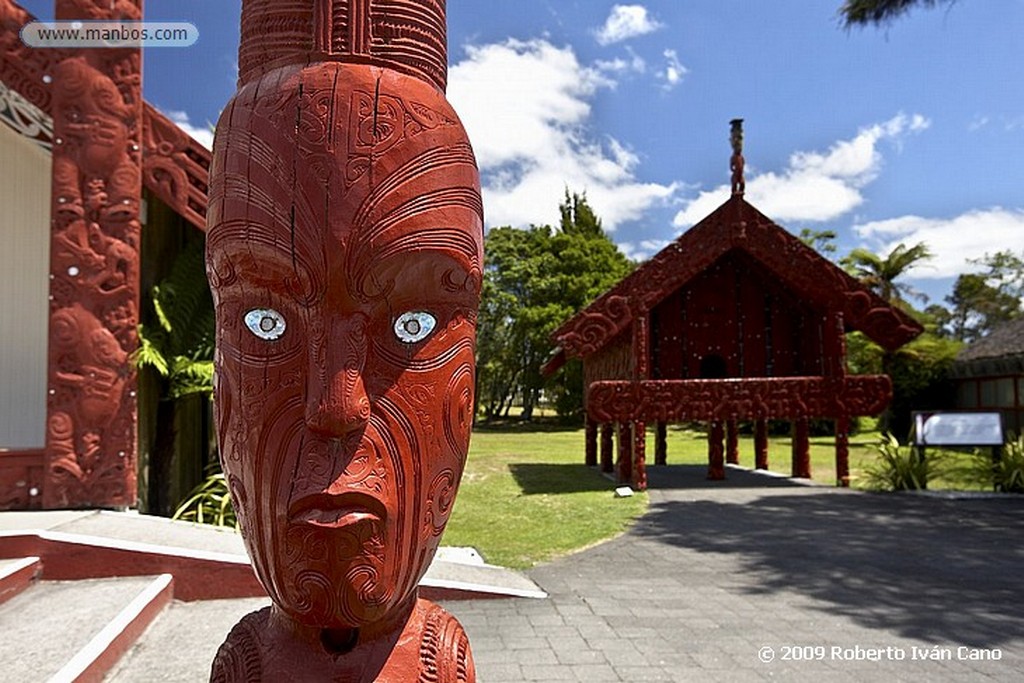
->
xmin=0 ymin=122 xmax=51 ymax=448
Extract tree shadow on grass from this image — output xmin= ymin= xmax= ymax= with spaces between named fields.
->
xmin=474 ymin=417 xmax=580 ymax=434
xmin=508 ymin=463 xmax=617 ymax=495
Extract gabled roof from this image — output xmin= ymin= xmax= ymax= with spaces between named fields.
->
xmin=551 ymin=195 xmax=922 ymax=361
xmin=951 ymin=318 xmax=1024 ymax=378
xmin=0 ymin=0 xmax=210 ymax=231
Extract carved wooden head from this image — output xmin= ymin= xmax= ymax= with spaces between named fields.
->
xmin=206 ymin=57 xmax=482 ymax=630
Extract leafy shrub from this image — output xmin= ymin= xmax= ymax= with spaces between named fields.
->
xmin=172 ymin=469 xmax=238 ymax=529
xmin=863 ymin=432 xmax=930 ymax=491
xmin=957 ymin=433 xmax=1024 ymax=493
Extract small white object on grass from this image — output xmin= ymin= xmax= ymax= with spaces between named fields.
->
xmin=614 ymin=486 xmax=634 ymax=498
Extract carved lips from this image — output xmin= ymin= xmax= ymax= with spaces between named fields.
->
xmin=288 ymin=491 xmax=387 ymax=531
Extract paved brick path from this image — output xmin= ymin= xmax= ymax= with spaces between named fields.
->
xmin=444 ymin=465 xmax=1024 ymax=682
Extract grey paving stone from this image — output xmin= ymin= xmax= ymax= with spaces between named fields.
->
xmin=444 ymin=465 xmax=1024 ymax=682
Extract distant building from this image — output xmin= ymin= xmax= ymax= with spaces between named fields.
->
xmin=545 ymin=193 xmax=923 ymax=490
xmin=950 ymin=319 xmax=1024 ymax=436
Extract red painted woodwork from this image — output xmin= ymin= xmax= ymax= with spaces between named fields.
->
xmin=632 ymin=421 xmax=647 ymax=490
xmin=708 ymin=421 xmax=725 ymax=480
xmin=616 ymin=423 xmax=632 ymax=483
xmin=835 ymin=417 xmax=851 ymax=487
xmin=207 ymin=1 xmax=480 ymax=680
xmin=754 ymin=420 xmax=769 ymax=470
xmin=40 ymin=0 xmax=143 ymax=509
xmin=584 ymin=417 xmax=597 ymax=467
xmin=0 ymin=450 xmax=45 ymax=510
xmin=654 ymin=422 xmax=667 ymax=466
xmin=587 ymin=376 xmax=892 ymax=423
xmin=599 ymin=423 xmax=614 ymax=473
xmin=791 ymin=418 xmax=811 ymax=479
xmin=0 ymin=531 xmax=263 ymax=601
xmin=726 ymin=421 xmax=739 ymax=465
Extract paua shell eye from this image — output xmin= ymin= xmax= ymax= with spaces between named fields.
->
xmin=394 ymin=311 xmax=436 ymax=343
xmin=244 ymin=308 xmax=287 ymax=341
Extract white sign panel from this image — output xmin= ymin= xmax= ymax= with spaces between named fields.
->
xmin=914 ymin=412 xmax=1004 ymax=447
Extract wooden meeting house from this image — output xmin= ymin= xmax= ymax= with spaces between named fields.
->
xmin=544 ymin=128 xmax=923 ymax=490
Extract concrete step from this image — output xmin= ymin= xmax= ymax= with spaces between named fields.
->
xmin=0 ymin=556 xmax=41 ymax=605
xmin=105 ymin=597 xmax=270 ymax=683
xmin=0 ymin=574 xmax=172 ymax=683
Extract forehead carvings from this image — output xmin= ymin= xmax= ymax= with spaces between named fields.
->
xmin=207 ymin=65 xmax=483 ymax=303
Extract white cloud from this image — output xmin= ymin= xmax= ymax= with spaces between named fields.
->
xmin=163 ymin=109 xmax=214 ymax=150
xmin=620 ymin=238 xmax=669 ymax=261
xmin=853 ymin=207 xmax=1024 ymax=279
xmin=595 ymin=4 xmax=664 ymax=46
xmin=595 ymin=46 xmax=647 ymax=75
xmin=448 ymin=39 xmax=677 ymax=231
xmin=658 ymin=49 xmax=688 ymax=91
xmin=672 ymin=113 xmax=930 ymax=228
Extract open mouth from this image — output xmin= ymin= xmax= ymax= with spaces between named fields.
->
xmin=288 ymin=491 xmax=387 ymax=530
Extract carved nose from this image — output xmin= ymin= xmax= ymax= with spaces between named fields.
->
xmin=305 ymin=316 xmax=371 ymax=438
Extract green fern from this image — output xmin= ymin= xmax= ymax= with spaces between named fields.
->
xmin=172 ymin=470 xmax=237 ymax=529
xmin=864 ymin=432 xmax=931 ymax=491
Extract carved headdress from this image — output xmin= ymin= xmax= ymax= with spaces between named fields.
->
xmin=238 ymin=0 xmax=448 ymax=90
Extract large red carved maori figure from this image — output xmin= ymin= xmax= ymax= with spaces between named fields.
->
xmin=43 ymin=0 xmax=143 ymax=508
xmin=207 ymin=2 xmax=481 ymax=680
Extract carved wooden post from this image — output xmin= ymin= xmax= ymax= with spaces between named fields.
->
xmin=208 ymin=2 xmax=480 ymax=679
xmin=600 ymin=422 xmax=614 ymax=473
xmin=632 ymin=420 xmax=646 ymax=490
xmin=43 ymin=0 xmax=143 ymax=509
xmin=754 ymin=419 xmax=769 ymax=470
xmin=835 ymin=417 xmax=850 ymax=487
xmin=791 ymin=418 xmax=811 ymax=479
xmin=616 ymin=422 xmax=633 ymax=484
xmin=654 ymin=421 xmax=667 ymax=465
xmin=707 ymin=421 xmax=725 ymax=480
xmin=584 ymin=416 xmax=597 ymax=467
xmin=725 ymin=420 xmax=739 ymax=465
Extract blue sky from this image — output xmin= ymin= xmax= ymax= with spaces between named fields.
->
xmin=20 ymin=1 xmax=1024 ymax=305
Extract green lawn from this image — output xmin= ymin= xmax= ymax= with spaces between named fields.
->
xmin=441 ymin=422 xmax=648 ymax=569
xmin=442 ymin=421 xmax=1002 ymax=569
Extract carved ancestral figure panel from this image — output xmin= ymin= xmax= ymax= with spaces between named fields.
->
xmin=42 ymin=0 xmax=143 ymax=508
xmin=208 ymin=2 xmax=481 ymax=680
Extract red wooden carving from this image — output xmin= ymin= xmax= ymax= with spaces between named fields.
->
xmin=207 ymin=2 xmax=480 ymax=680
xmin=39 ymin=0 xmax=143 ymax=508
xmin=0 ymin=0 xmax=210 ymax=232
xmin=587 ymin=376 xmax=892 ymax=424
xmin=0 ymin=0 xmax=210 ymax=510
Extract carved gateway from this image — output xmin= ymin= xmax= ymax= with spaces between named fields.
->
xmin=0 ymin=0 xmax=213 ymax=509
xmin=208 ymin=1 xmax=480 ymax=680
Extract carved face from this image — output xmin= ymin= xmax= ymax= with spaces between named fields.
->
xmin=207 ymin=63 xmax=483 ymax=629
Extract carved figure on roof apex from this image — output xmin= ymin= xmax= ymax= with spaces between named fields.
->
xmin=730 ymin=118 xmax=745 ymax=196
xmin=208 ymin=1 xmax=480 ymax=680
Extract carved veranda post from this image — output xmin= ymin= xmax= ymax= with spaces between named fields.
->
xmin=43 ymin=0 xmax=143 ymax=508
xmin=207 ymin=1 xmax=482 ymax=680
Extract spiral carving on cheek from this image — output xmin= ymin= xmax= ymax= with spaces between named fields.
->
xmin=424 ymin=469 xmax=456 ymax=539
xmin=443 ymin=363 xmax=475 ymax=460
